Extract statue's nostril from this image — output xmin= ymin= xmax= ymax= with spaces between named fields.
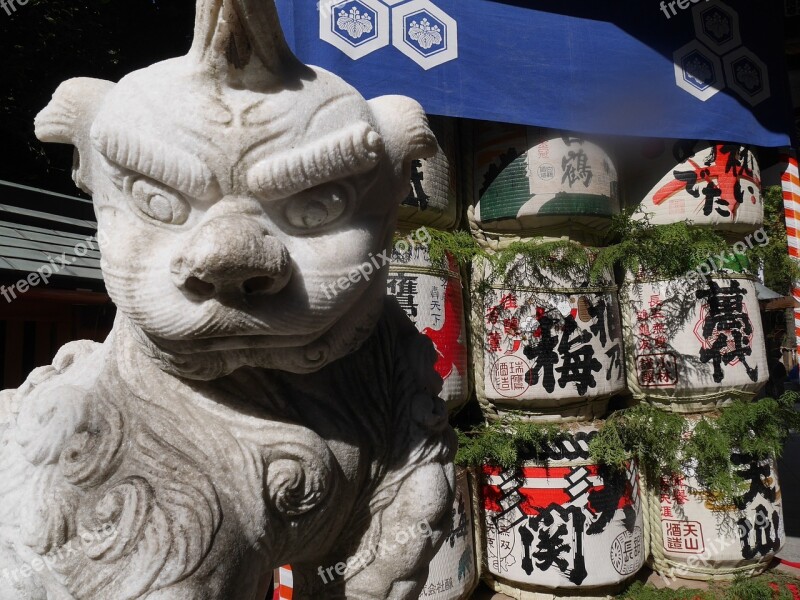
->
xmin=242 ymin=276 xmax=277 ymax=295
xmin=184 ymin=276 xmax=216 ymax=298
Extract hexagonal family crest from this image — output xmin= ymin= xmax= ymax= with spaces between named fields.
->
xmin=320 ymin=0 xmax=389 ymax=60
xmin=319 ymin=0 xmax=458 ymax=69
xmin=673 ymin=41 xmax=724 ymax=102
xmin=672 ymin=0 xmax=770 ymax=105
xmin=692 ymin=2 xmax=740 ymax=54
xmin=393 ymin=1 xmax=458 ymax=69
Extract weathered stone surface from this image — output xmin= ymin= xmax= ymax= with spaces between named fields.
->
xmin=0 ymin=1 xmax=456 ymax=598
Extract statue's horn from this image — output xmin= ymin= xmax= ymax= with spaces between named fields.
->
xmin=190 ymin=0 xmax=308 ymax=84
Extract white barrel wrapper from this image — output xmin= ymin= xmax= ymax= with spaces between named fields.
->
xmin=648 ymin=418 xmax=784 ymax=580
xmin=399 ymin=116 xmax=460 ymax=231
xmin=471 ymin=255 xmax=625 ymax=422
xmin=418 ymin=468 xmax=479 ymax=600
xmin=625 ymin=141 xmax=763 ymax=235
xmin=472 ymin=122 xmax=619 ymax=244
xmin=389 ymin=243 xmax=469 ymax=413
xmin=620 ymin=275 xmax=768 ymax=413
xmin=477 ymin=423 xmax=646 ymax=595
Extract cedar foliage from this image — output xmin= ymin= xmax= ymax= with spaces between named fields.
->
xmin=457 ymin=393 xmax=800 ymax=505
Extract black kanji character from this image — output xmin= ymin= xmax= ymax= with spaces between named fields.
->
xmin=523 ymin=314 xmax=560 ymax=394
xmin=738 ymin=505 xmax=782 ymax=560
xmin=519 ymin=505 xmax=588 ymax=585
xmin=387 ymin=275 xmax=419 ymax=320
xmin=605 ymin=344 xmax=623 ymax=382
xmin=732 ymin=453 xmax=777 ymax=509
xmin=556 ymin=317 xmax=602 ymax=395
xmin=587 ymin=468 xmax=636 ymax=535
xmin=562 ymin=149 xmax=593 ymax=188
xmin=696 ymin=281 xmax=758 ymax=383
xmin=403 ymin=159 xmax=430 ymax=210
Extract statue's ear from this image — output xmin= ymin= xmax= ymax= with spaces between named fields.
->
xmin=367 ymin=96 xmax=437 ymax=172
xmin=35 ymin=77 xmax=115 ymax=194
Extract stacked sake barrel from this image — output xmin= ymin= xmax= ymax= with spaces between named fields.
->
xmin=469 ymin=123 xmax=647 ymax=596
xmin=389 ymin=115 xmax=479 ymax=599
xmin=620 ymin=140 xmax=769 ymax=412
xmin=477 ymin=423 xmax=647 ymax=597
xmin=470 ymin=122 xmax=626 ymax=421
xmin=418 ymin=468 xmax=480 ymax=599
xmin=397 ymin=116 xmax=461 ymax=231
xmin=470 ymin=122 xmax=620 ymax=248
xmin=645 ymin=420 xmax=784 ymax=581
xmin=620 ymin=141 xmax=783 ymax=580
xmin=622 ymin=141 xmax=764 ymax=239
xmin=271 ymin=468 xmax=480 ymax=600
xmin=471 ymin=254 xmax=624 ymax=422
xmin=387 ymin=116 xmax=471 ymax=416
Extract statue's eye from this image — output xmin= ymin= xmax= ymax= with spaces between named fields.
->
xmin=129 ymin=178 xmax=190 ymax=225
xmin=285 ymin=182 xmax=352 ymax=230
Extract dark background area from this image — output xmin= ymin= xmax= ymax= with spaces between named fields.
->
xmin=0 ymin=0 xmax=195 ymax=197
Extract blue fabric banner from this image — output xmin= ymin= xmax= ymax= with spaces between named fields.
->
xmin=274 ymin=0 xmax=793 ymax=147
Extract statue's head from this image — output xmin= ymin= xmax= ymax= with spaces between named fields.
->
xmin=35 ymin=0 xmax=436 ymax=379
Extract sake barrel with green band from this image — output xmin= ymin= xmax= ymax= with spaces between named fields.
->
xmin=398 ymin=116 xmax=460 ymax=232
xmin=646 ymin=417 xmax=784 ymax=581
xmin=476 ymin=423 xmax=646 ymax=596
xmin=388 ymin=241 xmax=470 ymax=414
xmin=471 ymin=252 xmax=625 ymax=422
xmin=620 ymin=272 xmax=768 ymax=413
xmin=471 ymin=121 xmax=619 ymax=247
xmin=625 ymin=140 xmax=763 ymax=237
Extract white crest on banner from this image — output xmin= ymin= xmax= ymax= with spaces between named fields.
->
xmin=319 ymin=0 xmax=458 ymax=69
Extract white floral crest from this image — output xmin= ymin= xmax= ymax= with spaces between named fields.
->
xmin=337 ymin=6 xmax=374 ymax=40
xmin=408 ymin=17 xmax=443 ymax=50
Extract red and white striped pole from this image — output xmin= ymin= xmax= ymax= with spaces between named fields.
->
xmin=272 ymin=565 xmax=293 ymax=600
xmin=779 ymin=149 xmax=800 ymax=357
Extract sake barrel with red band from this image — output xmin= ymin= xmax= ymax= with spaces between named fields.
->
xmin=418 ymin=468 xmax=479 ymax=600
xmin=388 ymin=242 xmax=470 ymax=413
xmin=471 ymin=121 xmax=619 ymax=246
xmin=625 ymin=140 xmax=763 ymax=236
xmin=398 ymin=116 xmax=460 ymax=231
xmin=647 ymin=418 xmax=784 ymax=580
xmin=477 ymin=423 xmax=646 ymax=595
xmin=471 ymin=254 xmax=625 ymax=422
xmin=620 ymin=274 xmax=768 ymax=413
